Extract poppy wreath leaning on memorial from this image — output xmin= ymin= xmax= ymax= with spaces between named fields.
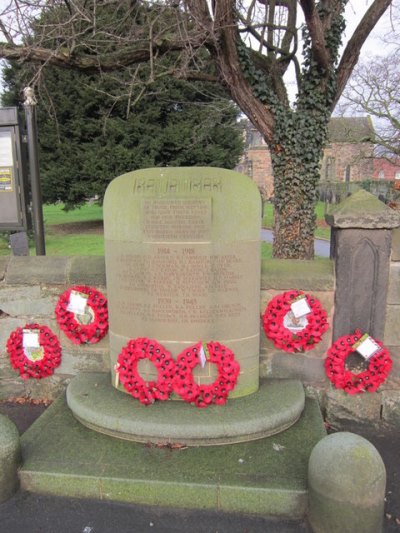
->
xmin=324 ymin=330 xmax=392 ymax=395
xmin=6 ymin=323 xmax=62 ymax=379
xmin=55 ymin=285 xmax=108 ymax=344
xmin=115 ymin=337 xmax=176 ymax=405
xmin=262 ymin=290 xmax=329 ymax=353
xmin=173 ymin=341 xmax=241 ymax=408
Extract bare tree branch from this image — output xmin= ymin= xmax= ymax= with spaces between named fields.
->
xmin=340 ymin=51 xmax=400 ymax=157
xmin=334 ymin=0 xmax=392 ymax=109
xmin=299 ymin=0 xmax=330 ymax=70
xmin=211 ymin=0 xmax=276 ymax=141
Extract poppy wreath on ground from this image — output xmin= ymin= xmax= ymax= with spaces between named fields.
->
xmin=55 ymin=285 xmax=108 ymax=344
xmin=115 ymin=338 xmax=176 ymax=406
xmin=325 ymin=330 xmax=392 ymax=395
xmin=173 ymin=341 xmax=241 ymax=408
xmin=6 ymin=323 xmax=62 ymax=379
xmin=262 ymin=290 xmax=329 ymax=353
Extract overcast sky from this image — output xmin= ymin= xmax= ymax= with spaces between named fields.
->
xmin=344 ymin=0 xmax=394 ymax=55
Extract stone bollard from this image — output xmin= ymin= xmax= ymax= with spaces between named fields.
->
xmin=0 ymin=414 xmax=21 ymax=502
xmin=308 ymin=432 xmax=386 ymax=533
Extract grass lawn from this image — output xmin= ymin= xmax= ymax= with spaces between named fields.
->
xmin=43 ymin=203 xmax=103 ymax=226
xmin=262 ymin=201 xmax=330 ymax=240
xmin=261 ymin=242 xmax=272 ymax=259
xmin=41 ymin=234 xmax=104 ymax=255
xmin=1 ymin=201 xmax=329 ymax=256
xmin=43 ymin=203 xmax=104 ymax=255
xmin=0 ymin=203 xmax=104 ymax=256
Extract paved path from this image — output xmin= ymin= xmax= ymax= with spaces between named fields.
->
xmin=261 ymin=229 xmax=330 ymax=258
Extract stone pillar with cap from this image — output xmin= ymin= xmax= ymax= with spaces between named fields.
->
xmin=325 ymin=189 xmax=400 ymax=341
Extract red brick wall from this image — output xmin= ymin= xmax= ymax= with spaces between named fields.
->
xmin=373 ymin=158 xmax=400 ymax=180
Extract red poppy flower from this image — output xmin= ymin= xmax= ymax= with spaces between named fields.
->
xmin=55 ymin=285 xmax=108 ymax=344
xmin=325 ymin=331 xmax=392 ymax=394
xmin=116 ymin=338 xmax=175 ymax=405
xmin=173 ymin=341 xmax=240 ymax=408
xmin=262 ymin=290 xmax=329 ymax=353
xmin=6 ymin=323 xmax=62 ymax=379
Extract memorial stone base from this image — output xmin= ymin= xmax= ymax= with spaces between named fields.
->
xmin=18 ymin=385 xmax=326 ymax=519
xmin=66 ymin=373 xmax=305 ymax=445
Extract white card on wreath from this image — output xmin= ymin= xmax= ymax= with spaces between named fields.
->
xmin=355 ymin=336 xmax=380 ymax=360
xmin=67 ymin=291 xmax=88 ymax=315
xmin=22 ymin=330 xmax=40 ymax=348
xmin=290 ymin=297 xmax=311 ymax=318
xmin=199 ymin=345 xmax=207 ymax=368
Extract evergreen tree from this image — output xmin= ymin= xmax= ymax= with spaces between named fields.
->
xmin=1 ymin=64 xmax=243 ymax=208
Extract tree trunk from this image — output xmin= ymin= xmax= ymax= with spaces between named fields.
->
xmin=270 ymin=113 xmax=327 ymax=260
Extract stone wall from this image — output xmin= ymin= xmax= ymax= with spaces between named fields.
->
xmin=321 ymin=141 xmax=374 ymax=182
xmin=260 ymin=259 xmax=335 ymax=386
xmin=235 ymin=147 xmax=274 ymax=196
xmin=236 ymin=136 xmax=374 ymax=196
xmin=382 ymin=228 xmax=400 ymax=424
xmin=0 ymin=252 xmax=399 ymax=427
xmin=0 ymin=256 xmax=109 ymax=400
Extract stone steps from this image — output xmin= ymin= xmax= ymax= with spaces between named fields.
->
xmin=19 ymin=385 xmax=326 ymax=518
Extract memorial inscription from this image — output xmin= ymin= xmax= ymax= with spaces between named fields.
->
xmin=104 ymin=168 xmax=261 ymax=398
xmin=142 ymin=199 xmax=211 ymax=241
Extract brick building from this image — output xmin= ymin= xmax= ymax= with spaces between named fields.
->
xmin=236 ymin=116 xmax=375 ymax=197
xmin=373 ymin=157 xmax=400 ymax=181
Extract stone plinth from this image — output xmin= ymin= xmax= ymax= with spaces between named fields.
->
xmin=20 ymin=393 xmax=325 ymax=517
xmin=67 ymin=373 xmax=305 ymax=445
xmin=103 ymin=168 xmax=261 ymax=398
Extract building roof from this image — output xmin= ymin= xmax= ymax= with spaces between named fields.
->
xmin=328 ymin=116 xmax=375 ymax=143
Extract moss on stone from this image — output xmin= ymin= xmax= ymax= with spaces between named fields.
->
xmin=325 ymin=190 xmax=400 ymax=229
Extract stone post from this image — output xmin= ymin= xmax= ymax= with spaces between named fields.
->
xmin=0 ymin=415 xmax=21 ymax=502
xmin=308 ymin=432 xmax=386 ymax=533
xmin=325 ymin=190 xmax=400 ymax=341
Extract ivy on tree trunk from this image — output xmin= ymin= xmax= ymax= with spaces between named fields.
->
xmin=272 ymin=122 xmax=324 ymax=259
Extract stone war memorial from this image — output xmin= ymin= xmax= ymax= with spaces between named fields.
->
xmin=67 ymin=167 xmax=306 ymax=444
xmin=1 ymin=168 xmax=399 ymax=532
xmin=105 ymin=167 xmax=260 ymax=400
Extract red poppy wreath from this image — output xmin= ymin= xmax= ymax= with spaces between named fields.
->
xmin=55 ymin=285 xmax=108 ymax=344
xmin=115 ymin=337 xmax=176 ymax=405
xmin=262 ymin=290 xmax=329 ymax=353
xmin=6 ymin=323 xmax=62 ymax=379
xmin=325 ymin=330 xmax=392 ymax=395
xmin=173 ymin=341 xmax=240 ymax=408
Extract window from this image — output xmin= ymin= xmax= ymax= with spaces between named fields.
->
xmin=325 ymin=157 xmax=335 ymax=180
xmin=378 ymin=170 xmax=385 ymax=180
xmin=395 ymin=171 xmax=400 ymax=180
